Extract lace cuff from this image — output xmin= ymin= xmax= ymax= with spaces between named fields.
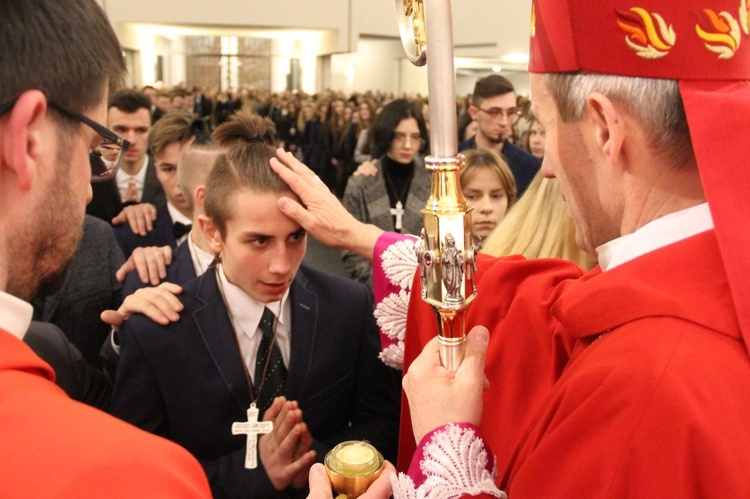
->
xmin=390 ymin=424 xmax=505 ymax=499
xmin=372 ymin=232 xmax=420 ymax=370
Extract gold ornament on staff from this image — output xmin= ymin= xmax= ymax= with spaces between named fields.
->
xmin=396 ymin=0 xmax=479 ymax=371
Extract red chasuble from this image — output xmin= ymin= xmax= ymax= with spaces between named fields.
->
xmin=0 ymin=329 xmax=211 ymax=498
xmin=401 ymin=230 xmax=750 ymax=496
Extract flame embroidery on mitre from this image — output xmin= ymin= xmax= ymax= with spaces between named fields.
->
xmin=695 ymin=9 xmax=741 ymax=59
xmin=740 ymin=0 xmax=749 ymax=35
xmin=616 ymin=8 xmax=676 ymax=59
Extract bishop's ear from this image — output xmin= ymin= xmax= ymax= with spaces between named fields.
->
xmin=585 ymin=92 xmax=625 ymax=164
xmin=199 ymin=215 xmax=223 ymax=255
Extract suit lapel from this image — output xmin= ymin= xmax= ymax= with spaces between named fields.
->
xmin=193 ymin=271 xmax=251 ymax=412
xmin=285 ymin=268 xmax=318 ymax=401
xmin=168 ymin=242 xmax=198 ymax=284
xmin=154 ymin=203 xmax=178 ymax=248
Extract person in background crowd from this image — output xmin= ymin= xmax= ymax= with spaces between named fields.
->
xmin=457 ymin=111 xmax=479 ymax=143
xmin=341 ymin=99 xmax=430 ymax=288
xmin=151 ymin=90 xmax=172 ymax=124
xmin=340 ymin=98 xmax=377 ymax=191
xmin=320 ymin=96 xmax=350 ymax=196
xmin=301 ymin=99 xmax=329 ymax=175
xmin=522 ymin=114 xmax=545 ymax=159
xmin=461 ymin=74 xmax=541 ymax=197
xmin=112 ymin=110 xmax=204 ymax=258
xmin=460 ymin=148 xmax=517 ymax=240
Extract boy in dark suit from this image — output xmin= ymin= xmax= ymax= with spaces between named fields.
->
xmin=110 ymin=111 xmax=400 ymax=498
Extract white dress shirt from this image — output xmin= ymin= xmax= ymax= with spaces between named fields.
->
xmin=115 ymin=157 xmax=148 ymax=202
xmin=216 ymin=264 xmax=291 ymax=383
xmin=597 ymin=202 xmax=714 ymax=271
xmin=0 ymin=291 xmax=33 ymax=340
xmin=187 ymin=234 xmax=215 ymax=276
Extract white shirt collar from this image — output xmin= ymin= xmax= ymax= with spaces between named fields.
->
xmin=187 ymin=233 xmax=215 ymax=276
xmin=0 ymin=291 xmax=33 ymax=340
xmin=215 ymin=263 xmax=292 ymax=373
xmin=167 ymin=203 xmax=192 ymax=226
xmin=597 ymin=202 xmax=714 ymax=271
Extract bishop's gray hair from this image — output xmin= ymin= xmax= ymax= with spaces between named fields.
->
xmin=544 ymin=73 xmax=694 ymax=168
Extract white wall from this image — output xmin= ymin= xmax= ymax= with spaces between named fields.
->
xmin=330 ymin=38 xmax=403 ymax=95
xmin=104 ymin=0 xmax=534 ymax=95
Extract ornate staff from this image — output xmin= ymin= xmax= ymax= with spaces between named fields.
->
xmin=396 ymin=0 xmax=479 ymax=371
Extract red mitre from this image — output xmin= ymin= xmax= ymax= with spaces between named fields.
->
xmin=529 ymin=0 xmax=750 ymax=347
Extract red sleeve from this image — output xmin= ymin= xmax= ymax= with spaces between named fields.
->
xmin=397 ymin=255 xmax=585 ymax=478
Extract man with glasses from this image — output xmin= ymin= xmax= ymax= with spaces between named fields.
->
xmin=0 ymin=0 xmax=209 ymax=496
xmin=460 ymin=74 xmax=541 ymax=197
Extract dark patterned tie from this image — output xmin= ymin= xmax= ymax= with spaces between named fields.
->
xmin=254 ymin=307 xmax=287 ymax=414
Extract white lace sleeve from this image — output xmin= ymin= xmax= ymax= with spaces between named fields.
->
xmin=373 ymin=235 xmax=420 ymax=370
xmin=390 ymin=424 xmax=506 ymax=499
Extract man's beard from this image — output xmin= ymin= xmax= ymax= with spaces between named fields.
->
xmin=6 ymin=219 xmax=82 ymax=302
xmin=5 ymin=167 xmax=84 ymax=302
xmin=479 ymin=126 xmax=505 ymax=145
xmin=485 ymin=131 xmax=505 ymax=144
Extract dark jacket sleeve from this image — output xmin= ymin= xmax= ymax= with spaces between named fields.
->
xmin=306 ymin=279 xmax=401 ymax=464
xmin=24 ymin=321 xmax=112 ymax=410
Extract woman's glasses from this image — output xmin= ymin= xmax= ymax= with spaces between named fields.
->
xmin=393 ymin=132 xmax=425 ymax=148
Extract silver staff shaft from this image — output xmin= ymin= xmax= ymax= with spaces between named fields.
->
xmin=396 ymin=0 xmax=477 ymax=371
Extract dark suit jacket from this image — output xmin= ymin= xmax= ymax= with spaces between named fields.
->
xmin=194 ymin=94 xmax=213 ymax=120
xmin=112 ymin=203 xmax=177 ymax=260
xmin=110 ymin=264 xmax=401 ymax=498
xmin=458 ymin=136 xmax=541 ymax=198
xmin=24 ymin=321 xmax=112 ymax=410
xmin=341 ymin=156 xmax=430 ymax=287
xmin=122 ymin=239 xmax=197 ymax=298
xmin=33 ymin=215 xmax=124 ymax=367
xmin=86 ymin=155 xmax=165 ymax=223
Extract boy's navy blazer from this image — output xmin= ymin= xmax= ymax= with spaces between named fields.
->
xmin=112 ymin=203 xmax=177 ymax=260
xmin=111 ymin=263 xmax=400 ymax=498
xmin=121 ymin=239 xmax=197 ymax=297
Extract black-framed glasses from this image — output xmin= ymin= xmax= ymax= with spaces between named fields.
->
xmin=476 ymin=106 xmax=522 ymax=123
xmin=0 ymin=96 xmax=130 ymax=183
